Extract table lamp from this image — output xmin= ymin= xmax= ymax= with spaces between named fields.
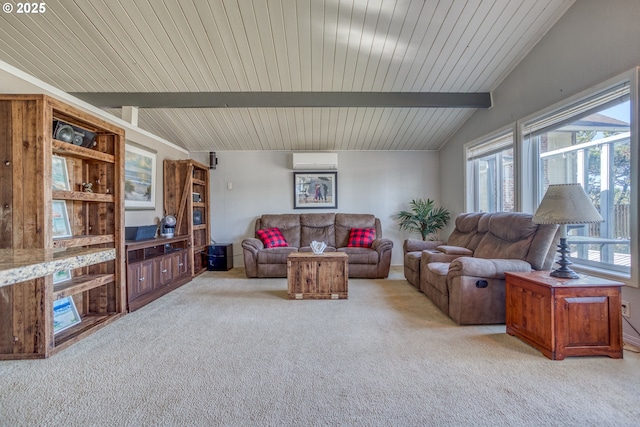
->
xmin=532 ymin=183 xmax=603 ymax=279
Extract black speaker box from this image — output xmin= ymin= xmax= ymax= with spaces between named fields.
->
xmin=53 ymin=120 xmax=97 ymax=148
xmin=209 ymin=152 xmax=217 ymax=169
xmin=193 ymin=211 xmax=202 ymax=225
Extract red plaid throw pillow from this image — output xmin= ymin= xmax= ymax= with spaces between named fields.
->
xmin=347 ymin=228 xmax=375 ymax=247
xmin=256 ymin=228 xmax=288 ymax=248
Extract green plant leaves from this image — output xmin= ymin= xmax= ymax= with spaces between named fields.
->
xmin=396 ymin=198 xmax=451 ymax=240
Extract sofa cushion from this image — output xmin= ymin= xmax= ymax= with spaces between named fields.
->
xmin=473 ymin=213 xmax=537 ymax=261
xmin=300 ymin=213 xmax=336 ymax=247
xmin=425 ymin=262 xmax=450 ymax=294
xmin=259 ymin=214 xmax=301 ymax=247
xmin=256 ymin=246 xmax=298 ymax=264
xmin=338 ymin=247 xmax=379 ymax=264
xmin=299 ymin=246 xmax=337 ymax=253
xmin=256 ymin=228 xmax=289 ymax=248
xmin=335 ymin=214 xmax=376 ymax=247
xmin=347 ymin=228 xmax=376 ymax=247
xmin=405 ymin=251 xmax=421 ymax=273
xmin=447 ymin=212 xmax=484 ymax=249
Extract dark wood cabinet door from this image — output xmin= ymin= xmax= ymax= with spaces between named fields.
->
xmin=155 ymin=256 xmax=173 ymax=288
xmin=127 ymin=260 xmax=154 ymax=301
xmin=172 ymin=251 xmax=189 ymax=280
xmin=555 ymin=288 xmax=623 ymax=359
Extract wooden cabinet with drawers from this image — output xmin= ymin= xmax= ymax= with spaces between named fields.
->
xmin=505 ymin=270 xmax=623 ymax=360
xmin=125 ymin=236 xmax=191 ymax=311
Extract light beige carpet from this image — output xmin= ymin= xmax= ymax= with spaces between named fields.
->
xmin=0 ymin=267 xmax=638 ymax=426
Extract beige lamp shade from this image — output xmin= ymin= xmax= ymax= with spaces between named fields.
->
xmin=533 ymin=183 xmax=603 ymax=225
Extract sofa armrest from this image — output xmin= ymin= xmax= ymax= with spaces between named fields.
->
xmin=436 ymin=245 xmax=473 ymax=256
xmin=372 ymin=238 xmax=394 ymax=278
xmin=448 ymin=258 xmax=531 ymax=280
xmin=420 ymin=250 xmax=461 ymax=265
xmin=242 ymin=238 xmax=264 ymax=278
xmin=372 ymin=238 xmax=393 ymax=253
xmin=403 ymin=238 xmax=443 ymax=254
xmin=241 ymin=237 xmax=264 ymax=253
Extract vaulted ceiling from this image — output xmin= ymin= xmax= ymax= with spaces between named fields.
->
xmin=0 ymin=0 xmax=574 ymax=152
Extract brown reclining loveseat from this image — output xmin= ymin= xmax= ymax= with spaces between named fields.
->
xmin=405 ymin=212 xmax=559 ymax=324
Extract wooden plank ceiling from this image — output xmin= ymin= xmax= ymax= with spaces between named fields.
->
xmin=0 ymin=0 xmax=574 ymax=152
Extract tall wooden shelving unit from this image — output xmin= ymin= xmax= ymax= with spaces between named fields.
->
xmin=0 ymin=94 xmax=125 ymax=359
xmin=164 ymin=159 xmax=210 ymax=276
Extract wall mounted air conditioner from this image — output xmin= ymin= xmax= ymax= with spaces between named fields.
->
xmin=292 ymin=152 xmax=338 ymax=170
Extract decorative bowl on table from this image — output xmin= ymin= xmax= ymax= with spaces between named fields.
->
xmin=310 ymin=240 xmax=327 ymax=255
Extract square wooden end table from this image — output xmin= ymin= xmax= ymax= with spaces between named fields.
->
xmin=287 ymin=252 xmax=348 ymax=300
xmin=505 ymin=270 xmax=624 ymax=360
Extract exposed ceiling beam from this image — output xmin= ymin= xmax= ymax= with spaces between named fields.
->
xmin=69 ymin=92 xmax=492 ymax=109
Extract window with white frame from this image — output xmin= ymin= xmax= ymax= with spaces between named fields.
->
xmin=523 ymin=82 xmax=632 ymax=276
xmin=466 ymin=131 xmax=515 ymax=213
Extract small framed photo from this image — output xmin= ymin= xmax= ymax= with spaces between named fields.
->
xmin=53 ymin=269 xmax=72 ymax=284
xmin=53 ymin=296 xmax=81 ymax=334
xmin=51 ymin=155 xmax=70 ymax=191
xmin=293 ymin=172 xmax=338 ymax=209
xmin=52 ymin=200 xmax=72 ymax=239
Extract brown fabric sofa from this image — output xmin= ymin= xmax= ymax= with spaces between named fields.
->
xmin=410 ymin=212 xmax=558 ymax=325
xmin=242 ymin=213 xmax=393 ymax=278
xmin=402 ymin=212 xmax=486 ymax=289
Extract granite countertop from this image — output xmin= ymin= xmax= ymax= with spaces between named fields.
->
xmin=0 ymin=247 xmax=116 ymax=287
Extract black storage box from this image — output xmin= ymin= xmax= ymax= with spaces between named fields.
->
xmin=125 ymin=225 xmax=158 ymax=241
xmin=207 ymin=244 xmax=233 ymax=271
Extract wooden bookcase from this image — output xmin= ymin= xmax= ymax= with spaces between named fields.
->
xmin=0 ymin=94 xmax=125 ymax=359
xmin=163 ymin=159 xmax=210 ymax=276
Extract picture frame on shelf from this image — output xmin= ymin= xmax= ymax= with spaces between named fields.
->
xmin=51 ymin=155 xmax=70 ymax=191
xmin=53 ymin=269 xmax=72 ymax=284
xmin=293 ymin=172 xmax=338 ymax=209
xmin=53 ymin=296 xmax=81 ymax=334
xmin=51 ymin=200 xmax=72 ymax=239
xmin=124 ymin=143 xmax=156 ymax=210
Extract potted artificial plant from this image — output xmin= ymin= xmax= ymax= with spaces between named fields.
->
xmin=396 ymin=198 xmax=450 ymax=241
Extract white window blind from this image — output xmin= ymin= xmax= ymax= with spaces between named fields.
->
xmin=523 ymin=83 xmax=630 ymax=137
xmin=466 ymin=132 xmax=513 ymax=161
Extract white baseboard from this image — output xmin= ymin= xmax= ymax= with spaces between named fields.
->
xmin=623 ymin=333 xmax=640 ymax=352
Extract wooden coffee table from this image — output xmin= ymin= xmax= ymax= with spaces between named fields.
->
xmin=287 ymin=252 xmax=348 ymax=300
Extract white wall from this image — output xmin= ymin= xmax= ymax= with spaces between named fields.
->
xmin=197 ymin=151 xmax=441 ymax=267
xmin=438 ymin=0 xmax=640 ymax=347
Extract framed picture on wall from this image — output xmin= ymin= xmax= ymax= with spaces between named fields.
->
xmin=293 ymin=172 xmax=338 ymax=209
xmin=124 ymin=143 xmax=156 ymax=210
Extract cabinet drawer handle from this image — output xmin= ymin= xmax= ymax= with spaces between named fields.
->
xmin=162 ymin=269 xmax=168 ymax=273
xmin=179 ymin=263 xmax=184 ymax=267
xmin=139 ymin=277 xmax=145 ymax=281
